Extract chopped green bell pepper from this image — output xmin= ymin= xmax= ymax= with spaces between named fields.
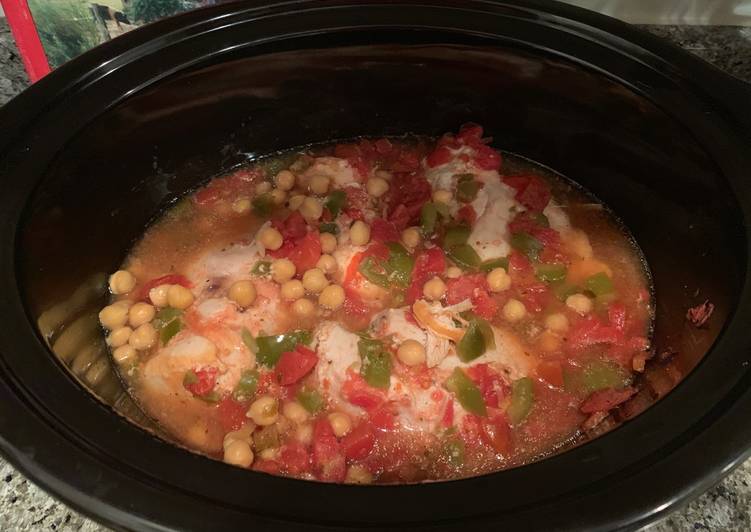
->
xmin=507 ymin=377 xmax=535 ymax=425
xmin=324 ymin=190 xmax=346 ymax=217
xmin=318 ymin=222 xmax=339 ymax=235
xmin=585 ymin=272 xmax=614 ymax=297
xmin=567 ymin=360 xmax=630 ymax=395
xmin=255 ymin=330 xmax=312 ymax=367
xmin=253 ymin=425 xmax=279 ymax=452
xmin=297 ymin=387 xmax=325 ymax=413
xmin=385 ymin=242 xmax=414 ymax=288
xmin=252 ymin=193 xmax=274 ymax=217
xmin=552 ymin=281 xmax=579 ymax=302
xmin=251 ymin=261 xmax=272 ymax=276
xmin=510 ymin=232 xmax=544 ymax=261
xmin=154 ymin=307 xmax=183 ymax=345
xmin=443 ymin=225 xmax=471 ymax=248
xmin=535 ymin=263 xmax=567 ymax=283
xmin=233 ymin=369 xmax=259 ymax=401
xmin=241 ymin=327 xmax=258 ymax=353
xmin=420 ymin=202 xmax=438 ymax=236
xmin=456 ymin=174 xmax=480 ymax=203
xmin=480 ymin=257 xmax=509 ymax=273
xmin=358 ymin=336 xmax=392 ymax=389
xmin=533 ymin=212 xmax=550 ymax=227
xmin=447 ymin=244 xmax=482 ymax=270
xmin=444 ymin=437 xmax=465 ymax=466
xmin=358 ymin=256 xmax=389 ymax=287
xmin=457 ymin=318 xmax=492 ymax=362
xmin=445 ymin=367 xmax=487 ymax=417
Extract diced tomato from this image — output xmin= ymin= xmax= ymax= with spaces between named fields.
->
xmin=456 ymin=204 xmax=477 ymax=226
xmin=471 ymin=289 xmax=498 ymax=319
xmin=580 ymin=387 xmax=637 ymax=414
xmin=341 ymin=372 xmax=386 ymax=409
xmin=341 ymin=422 xmax=376 ymax=461
xmin=460 ymin=414 xmax=484 ymax=448
xmin=341 ymin=287 xmax=372 ymax=330
xmin=184 ymin=367 xmax=218 ymax=397
xmin=426 ymin=145 xmax=453 ymax=167
xmin=608 ymin=303 xmax=627 ymax=332
xmin=480 ymin=412 xmax=511 ymax=453
xmin=406 ymin=247 xmax=446 ymax=303
xmin=369 ymin=404 xmax=396 ymax=431
xmin=193 ymin=185 xmax=222 ymax=206
xmin=441 ymin=399 xmax=454 ymax=427
xmin=280 ymin=443 xmax=311 ymax=475
xmin=253 ymin=459 xmax=281 ymax=474
xmin=343 ymin=186 xmax=370 ymax=214
xmin=385 ymin=172 xmax=433 ymax=230
xmin=271 ymin=211 xmax=307 ymax=240
xmin=473 ymin=144 xmax=502 ymax=171
xmin=457 ymin=123 xmax=484 ymax=144
xmin=508 ymin=251 xmax=534 ymax=278
xmin=313 ymin=418 xmax=346 ymax=482
xmin=567 ymin=316 xmax=622 ymax=351
xmin=374 ymin=138 xmax=393 ymax=154
xmin=370 ymin=218 xmax=400 ymax=243
xmin=536 ymin=361 xmax=564 ymax=388
xmin=216 ymin=397 xmax=247 ymax=432
xmin=516 ymin=282 xmax=550 ymax=313
xmin=286 ymin=232 xmax=322 ymax=273
xmin=275 ymin=345 xmax=318 ymax=386
xmin=446 ymin=273 xmax=486 ymax=304
xmin=136 ymin=274 xmax=192 ymax=302
xmin=390 ymin=148 xmax=421 ymax=172
xmin=466 ymin=363 xmax=506 ymax=408
xmin=503 ymin=175 xmax=551 ymax=212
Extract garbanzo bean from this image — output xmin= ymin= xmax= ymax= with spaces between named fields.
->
xmin=486 ymin=267 xmax=511 ymax=292
xmin=432 ymin=189 xmax=452 ymax=204
xmin=397 ymin=339 xmax=426 ymax=366
xmin=446 ymin=266 xmax=462 ymax=279
xmin=272 ymin=259 xmax=296 ymax=283
xmin=129 ymin=323 xmax=156 ymax=350
xmin=281 ymin=279 xmax=304 ymax=300
xmin=112 ymin=344 xmax=137 ymax=365
xmin=545 ymin=313 xmax=569 ymax=332
xmin=423 ymin=276 xmax=446 ymax=301
xmin=283 ymin=401 xmax=309 ymax=424
xmin=128 ymin=302 xmax=155 ymax=328
xmin=258 ymin=227 xmax=283 ymax=251
xmin=229 ymin=280 xmax=257 ymax=307
xmin=256 ymin=181 xmax=272 ymax=195
xmin=401 ymin=227 xmax=421 ymax=249
xmin=300 ymin=197 xmax=323 ymax=221
xmin=566 ymin=293 xmax=593 ymax=315
xmin=302 ymin=268 xmax=329 ymax=293
xmin=350 ymin=221 xmax=371 ymax=246
xmin=316 ymin=254 xmax=337 ymax=274
xmin=366 ymin=177 xmax=389 ymax=198
xmin=223 ymin=439 xmax=254 ymax=467
xmin=109 ymin=270 xmax=136 ymax=295
xmin=328 ymin=412 xmax=352 ymax=437
xmin=345 ymin=464 xmax=373 ymax=484
xmin=309 ymin=175 xmax=330 ymax=195
xmin=148 ymin=284 xmax=171 ymax=307
xmin=320 ymin=232 xmax=338 ymax=254
xmin=274 ymin=170 xmax=295 ymax=191
xmin=107 ymin=326 xmax=132 ymax=347
xmin=247 ymin=395 xmax=279 ymax=426
xmin=269 ymin=188 xmax=287 ymax=205
xmin=502 ymin=299 xmax=526 ymax=322
xmin=318 ymin=284 xmax=345 ymax=310
xmin=167 ymin=284 xmax=194 ymax=309
xmin=99 ymin=303 xmax=129 ymax=330
xmin=288 ymin=194 xmax=305 ymax=210
xmin=292 ymin=298 xmax=316 ymax=318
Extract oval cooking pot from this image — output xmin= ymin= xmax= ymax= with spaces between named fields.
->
xmin=0 ymin=1 xmax=750 ymax=530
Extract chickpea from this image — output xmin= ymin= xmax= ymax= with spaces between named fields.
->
xmin=295 ymin=422 xmax=313 ymax=446
xmin=316 ymin=254 xmax=337 ymax=275
xmin=167 ymin=284 xmax=194 ymax=310
xmin=545 ymin=313 xmax=569 ymax=333
xmin=231 ymin=197 xmax=251 ymax=214
xmin=247 ymin=395 xmax=279 ymax=426
xmin=109 ymin=270 xmax=136 ymax=295
xmin=328 ymin=411 xmax=353 ymax=438
xmin=112 ymin=344 xmax=137 ymax=365
xmin=502 ymin=299 xmax=527 ymax=322
xmin=99 ymin=303 xmax=129 ymax=330
xmin=259 ymin=448 xmax=279 ymax=461
xmin=148 ymin=284 xmax=171 ymax=307
xmin=269 ymin=188 xmax=287 ymax=205
xmin=256 ymin=181 xmax=272 ymax=195
xmin=446 ymin=266 xmax=462 ymax=279
xmin=302 ymin=268 xmax=329 ymax=293
xmin=401 ymin=227 xmax=421 ymax=249
xmin=320 ymin=232 xmax=338 ymax=254
xmin=129 ymin=323 xmax=157 ymax=350
xmin=283 ymin=401 xmax=309 ymax=424
xmin=300 ymin=196 xmax=323 ymax=221
xmin=345 ymin=464 xmax=373 ymax=484
xmin=292 ymin=298 xmax=316 ymax=318
xmin=223 ymin=439 xmax=254 ymax=468
xmin=432 ymin=189 xmax=452 ymax=204
xmin=274 ymin=170 xmax=296 ymax=191
xmin=397 ymin=339 xmax=426 ymax=366
xmin=272 ymin=259 xmax=296 ymax=283
xmin=538 ymin=331 xmax=561 ymax=353
xmin=128 ymin=302 xmax=155 ymax=328
xmin=318 ymin=284 xmax=345 ymax=310
xmin=258 ymin=227 xmax=284 ymax=251
xmin=423 ymin=276 xmax=447 ymax=301
xmin=350 ymin=220 xmax=371 ymax=246
xmin=288 ymin=194 xmax=305 ymax=211
xmin=366 ymin=177 xmax=389 ymax=198
xmin=281 ymin=279 xmax=305 ymax=300
xmin=486 ymin=267 xmax=511 ymax=292
xmin=107 ymin=326 xmax=132 ymax=348
xmin=566 ymin=293 xmax=593 ymax=315
xmin=228 ymin=280 xmax=256 ymax=308
xmin=375 ymin=169 xmax=392 ymax=180
xmin=309 ymin=175 xmax=330 ymax=195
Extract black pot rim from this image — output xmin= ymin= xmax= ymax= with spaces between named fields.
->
xmin=1 ymin=2 xmax=751 ymax=531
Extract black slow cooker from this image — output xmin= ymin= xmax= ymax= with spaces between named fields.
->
xmin=1 ymin=1 xmax=750 ymax=530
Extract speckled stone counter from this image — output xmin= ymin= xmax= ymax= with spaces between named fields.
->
xmin=0 ymin=18 xmax=750 ymax=532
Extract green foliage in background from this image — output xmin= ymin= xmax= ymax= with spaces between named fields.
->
xmin=126 ymin=0 xmax=185 ymax=24
xmin=28 ymin=0 xmax=103 ymax=69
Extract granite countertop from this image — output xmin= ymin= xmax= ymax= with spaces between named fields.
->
xmin=1 ymin=19 xmax=751 ymax=532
